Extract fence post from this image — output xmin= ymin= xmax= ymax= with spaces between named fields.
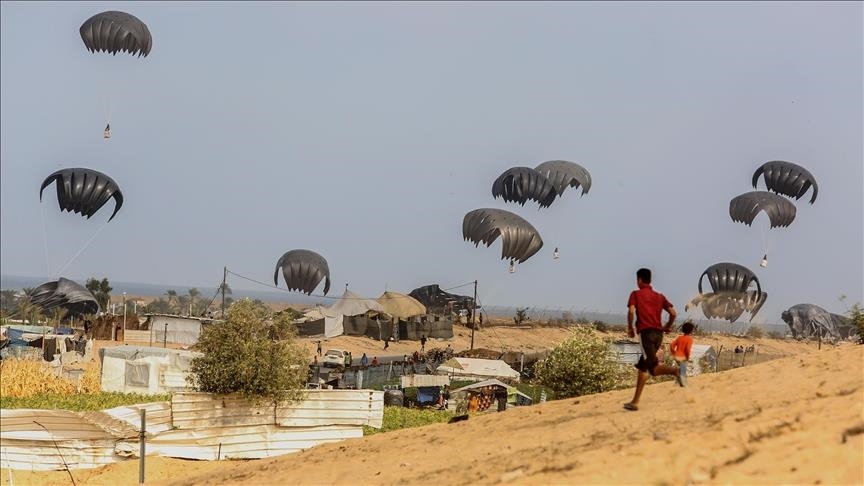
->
xmin=139 ymin=409 xmax=146 ymax=484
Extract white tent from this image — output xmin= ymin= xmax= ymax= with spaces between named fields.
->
xmin=436 ymin=357 xmax=520 ymax=382
xmin=310 ymin=290 xmax=387 ymax=338
xmin=689 ymin=344 xmax=718 ymax=375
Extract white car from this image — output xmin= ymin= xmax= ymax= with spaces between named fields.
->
xmin=321 ymin=349 xmax=347 ymax=368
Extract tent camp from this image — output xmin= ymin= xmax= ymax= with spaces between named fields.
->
xmin=436 ymin=357 xmax=520 ymax=383
xmin=450 ymin=378 xmax=533 ymax=411
xmin=296 ymin=290 xmax=386 ymax=338
xmin=100 ymin=346 xmax=200 ymax=394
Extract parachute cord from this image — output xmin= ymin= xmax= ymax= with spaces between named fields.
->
xmin=39 ymin=203 xmax=51 ymax=277
xmin=54 ymin=221 xmax=109 ymax=277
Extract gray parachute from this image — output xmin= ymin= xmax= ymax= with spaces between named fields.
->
xmin=729 ymin=191 xmax=796 ymax=228
xmin=80 ymin=11 xmax=152 ymax=57
xmin=27 ymin=278 xmax=100 ymax=317
xmin=40 ymin=168 xmax=124 ymax=222
xmin=462 ymin=208 xmax=544 ymax=263
xmin=686 ymin=262 xmax=767 ymax=322
xmin=752 ymin=161 xmax=818 ymax=204
xmin=491 ymin=167 xmax=558 ymax=208
xmin=274 ymin=249 xmax=331 ymax=296
xmin=534 ymin=160 xmax=592 ymax=197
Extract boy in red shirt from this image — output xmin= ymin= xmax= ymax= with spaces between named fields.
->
xmin=624 ymin=268 xmax=683 ymax=411
xmin=669 ymin=321 xmax=695 ymax=387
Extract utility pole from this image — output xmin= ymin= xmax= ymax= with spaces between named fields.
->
xmin=221 ymin=266 xmax=227 ymax=317
xmin=470 ymin=280 xmax=478 ymax=350
xmin=122 ymin=292 xmax=127 ymax=341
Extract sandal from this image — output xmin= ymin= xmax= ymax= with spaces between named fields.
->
xmin=623 ymin=403 xmax=639 ymax=411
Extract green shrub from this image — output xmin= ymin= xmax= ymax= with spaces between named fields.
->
xmin=849 ymin=303 xmax=864 ymax=344
xmin=362 ymin=406 xmax=451 ymax=435
xmin=767 ymin=330 xmax=785 ymax=340
xmin=189 ymin=299 xmax=308 ymax=404
xmin=534 ymin=326 xmax=620 ymax=399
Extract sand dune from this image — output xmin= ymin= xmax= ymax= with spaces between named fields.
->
xmin=154 ymin=344 xmax=862 ymax=486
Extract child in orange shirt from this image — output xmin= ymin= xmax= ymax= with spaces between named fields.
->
xmin=669 ymin=321 xmax=694 ymax=387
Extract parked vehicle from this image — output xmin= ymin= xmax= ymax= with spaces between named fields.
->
xmin=322 ymin=349 xmax=347 ymax=368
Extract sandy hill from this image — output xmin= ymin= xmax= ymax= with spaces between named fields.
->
xmin=151 ymin=344 xmax=861 ymax=486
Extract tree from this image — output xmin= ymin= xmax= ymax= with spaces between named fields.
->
xmin=847 ymin=303 xmax=864 ymax=344
xmin=1 ymin=289 xmax=19 ymax=317
xmin=188 ymin=299 xmax=308 ymax=403
xmin=85 ymin=277 xmax=112 ymax=311
xmin=534 ymin=326 xmax=619 ymax=399
xmin=143 ymin=298 xmax=172 ymax=314
xmin=164 ymin=290 xmax=178 ymax=313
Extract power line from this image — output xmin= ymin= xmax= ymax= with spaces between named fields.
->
xmin=226 ymin=269 xmax=477 ymax=301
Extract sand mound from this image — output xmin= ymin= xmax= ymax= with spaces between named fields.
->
xmin=159 ymin=344 xmax=862 ymax=486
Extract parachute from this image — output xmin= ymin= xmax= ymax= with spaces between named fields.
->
xmin=729 ymin=191 xmax=796 ymax=228
xmin=752 ymin=161 xmax=818 ymax=204
xmin=27 ymin=277 xmax=100 ymax=317
xmin=80 ymin=11 xmax=152 ymax=57
xmin=534 ymin=160 xmax=592 ymax=197
xmin=491 ymin=167 xmax=557 ymax=208
xmin=274 ymin=249 xmax=331 ymax=296
xmin=686 ymin=262 xmax=767 ymax=322
xmin=462 ymin=208 xmax=544 ymax=264
xmin=40 ymin=168 xmax=124 ymax=222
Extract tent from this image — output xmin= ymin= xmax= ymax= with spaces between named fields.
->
xmin=689 ymin=344 xmax=718 ymax=375
xmin=436 ymin=357 xmax=520 ymax=382
xmin=99 ymin=346 xmax=201 ymax=394
xmin=376 ymin=292 xmax=426 ymax=319
xmin=300 ymin=290 xmax=386 ymax=339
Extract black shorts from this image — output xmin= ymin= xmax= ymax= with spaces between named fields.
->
xmin=635 ymin=329 xmax=664 ymax=375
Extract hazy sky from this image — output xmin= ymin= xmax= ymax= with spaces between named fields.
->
xmin=1 ymin=1 xmax=862 ymax=321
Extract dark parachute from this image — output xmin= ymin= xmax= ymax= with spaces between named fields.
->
xmin=27 ymin=278 xmax=100 ymax=317
xmin=491 ymin=167 xmax=557 ymax=208
xmin=752 ymin=161 xmax=818 ymax=204
xmin=686 ymin=262 xmax=767 ymax=322
xmin=80 ymin=11 xmax=152 ymax=57
xmin=462 ymin=208 xmax=543 ymax=263
xmin=40 ymin=168 xmax=124 ymax=222
xmin=274 ymin=249 xmax=331 ymax=296
xmin=729 ymin=191 xmax=796 ymax=228
xmin=698 ymin=262 xmax=762 ymax=295
xmin=534 ymin=160 xmax=592 ymax=197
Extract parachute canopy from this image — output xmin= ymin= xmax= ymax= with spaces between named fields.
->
xmin=752 ymin=161 xmax=818 ymax=204
xmin=40 ymin=168 xmax=124 ymax=222
xmin=80 ymin=11 xmax=152 ymax=57
xmin=28 ymin=278 xmax=100 ymax=317
xmin=274 ymin=249 xmax=331 ymax=296
xmin=491 ymin=167 xmax=557 ymax=208
xmin=729 ymin=191 xmax=796 ymax=228
xmin=534 ymin=160 xmax=592 ymax=197
xmin=462 ymin=208 xmax=543 ymax=263
xmin=688 ymin=262 xmax=766 ymax=322
xmin=698 ymin=262 xmax=762 ymax=295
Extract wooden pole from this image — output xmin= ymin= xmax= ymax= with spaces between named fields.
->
xmin=221 ymin=266 xmax=227 ymax=317
xmin=470 ymin=280 xmax=478 ymax=350
xmin=139 ymin=409 xmax=146 ymax=483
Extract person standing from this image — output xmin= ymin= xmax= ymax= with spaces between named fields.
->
xmin=316 ymin=340 xmax=322 ymax=357
xmin=624 ymin=268 xmax=683 ymax=411
xmin=420 ymin=334 xmax=427 ymax=352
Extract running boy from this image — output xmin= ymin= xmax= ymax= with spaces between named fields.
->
xmin=669 ymin=321 xmax=695 ymax=387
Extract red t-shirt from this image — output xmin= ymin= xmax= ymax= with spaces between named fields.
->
xmin=627 ymin=284 xmax=673 ymax=332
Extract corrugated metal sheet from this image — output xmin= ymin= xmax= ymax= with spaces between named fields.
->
xmin=401 ymin=374 xmax=450 ymax=388
xmin=0 ymin=390 xmax=383 ymax=470
xmin=123 ymin=330 xmax=152 ymax=342
xmin=277 ymin=390 xmax=384 ymax=428
xmin=115 ymin=424 xmax=363 ymax=460
xmin=100 ymin=402 xmax=173 ymax=436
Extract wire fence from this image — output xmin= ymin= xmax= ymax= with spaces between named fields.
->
xmin=479 ymin=305 xmax=790 ymax=336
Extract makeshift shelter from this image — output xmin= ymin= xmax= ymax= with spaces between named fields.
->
xmin=99 ymin=346 xmax=200 ymax=394
xmin=312 ymin=290 xmax=387 ymax=338
xmin=451 ymin=379 xmax=532 ymax=409
xmin=140 ymin=314 xmax=215 ymax=346
xmin=689 ymin=344 xmax=718 ymax=375
xmin=436 ymin=357 xmax=520 ymax=383
xmin=377 ymin=291 xmax=426 ymax=319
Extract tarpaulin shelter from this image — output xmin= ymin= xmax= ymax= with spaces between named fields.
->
xmin=436 ymin=357 xmax=520 ymax=383
xmin=99 ymin=346 xmax=200 ymax=394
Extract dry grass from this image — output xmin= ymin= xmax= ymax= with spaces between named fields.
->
xmin=0 ymin=359 xmax=101 ymax=398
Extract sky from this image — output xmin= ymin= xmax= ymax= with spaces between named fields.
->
xmin=1 ymin=1 xmax=862 ymax=322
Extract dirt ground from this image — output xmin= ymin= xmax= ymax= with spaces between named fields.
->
xmin=6 ymin=343 xmax=861 ymax=486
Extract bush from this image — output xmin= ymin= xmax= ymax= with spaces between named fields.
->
xmin=767 ymin=330 xmax=785 ymax=340
xmin=593 ymin=321 xmax=608 ymax=332
xmin=848 ymin=303 xmax=864 ymax=344
xmin=746 ymin=325 xmax=764 ymax=339
xmin=1 ymin=392 xmax=170 ymax=411
xmin=362 ymin=407 xmax=451 ymax=435
xmin=189 ymin=299 xmax=308 ymax=404
xmin=533 ymin=326 xmax=620 ymax=399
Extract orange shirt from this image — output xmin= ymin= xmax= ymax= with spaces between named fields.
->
xmin=670 ymin=334 xmax=693 ymax=360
